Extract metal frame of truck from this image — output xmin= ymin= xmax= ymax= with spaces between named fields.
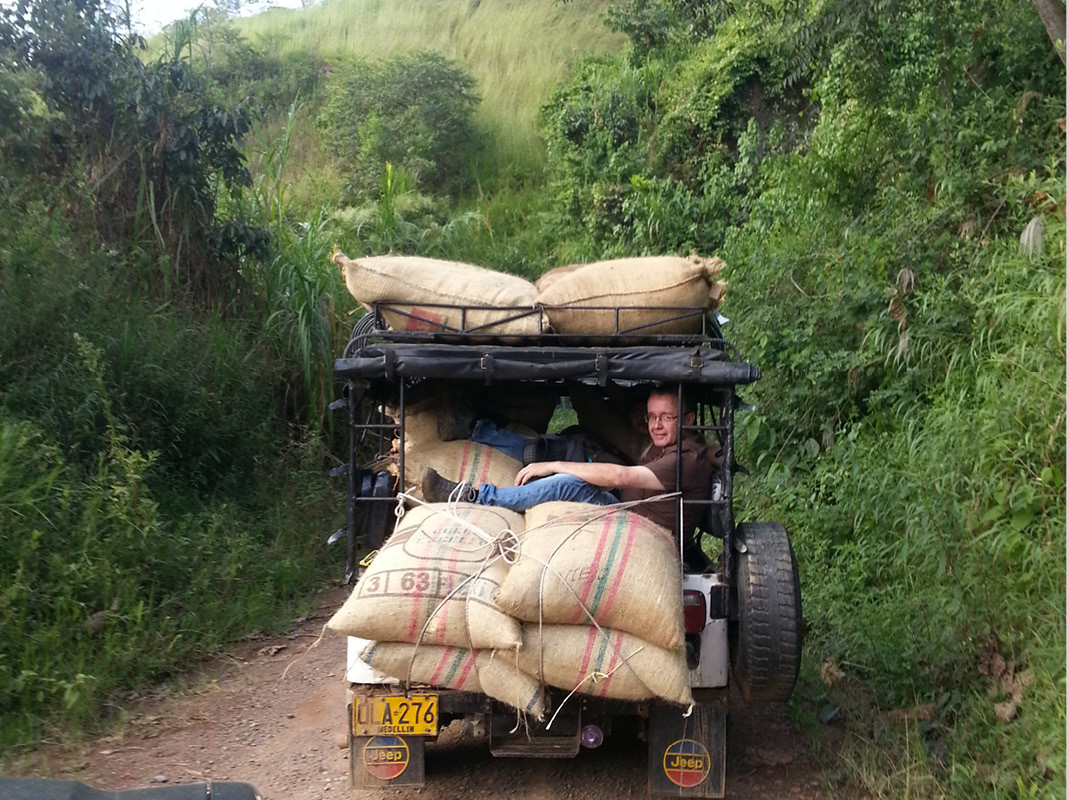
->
xmin=331 ymin=303 xmax=802 ymax=798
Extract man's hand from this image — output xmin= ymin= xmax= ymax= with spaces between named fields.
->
xmin=515 ymin=461 xmax=560 ymax=485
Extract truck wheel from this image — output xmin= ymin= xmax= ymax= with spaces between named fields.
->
xmin=732 ymin=523 xmax=802 ymax=703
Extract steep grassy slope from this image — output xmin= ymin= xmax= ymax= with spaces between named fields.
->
xmin=234 ymin=0 xmax=625 ymax=177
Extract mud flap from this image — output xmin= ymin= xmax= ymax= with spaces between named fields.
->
xmin=350 ymin=732 xmax=426 ymax=788
xmin=489 ymin=703 xmax=581 ymax=757
xmin=647 ymin=689 xmax=727 ymax=798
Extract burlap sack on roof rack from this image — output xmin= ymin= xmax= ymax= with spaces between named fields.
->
xmin=496 ymin=502 xmax=685 ymax=651
xmin=517 ymin=623 xmax=693 ymax=706
xmin=536 ymin=254 xmax=726 ymax=337
xmin=333 ymin=249 xmax=541 ymax=338
xmin=359 ymin=641 xmax=545 ymax=720
xmin=327 ymin=503 xmax=523 ymax=651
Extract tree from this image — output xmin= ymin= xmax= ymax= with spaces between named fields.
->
xmin=0 ymin=0 xmax=263 ymax=299
xmin=1031 ymin=0 xmax=1066 ymax=65
xmin=319 ymin=51 xmax=480 ymax=202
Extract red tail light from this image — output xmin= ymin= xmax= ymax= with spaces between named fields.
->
xmin=683 ymin=590 xmax=707 ymax=634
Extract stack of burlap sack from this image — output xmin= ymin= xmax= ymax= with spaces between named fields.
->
xmin=332 ymin=248 xmax=726 ymax=339
xmin=328 ymin=499 xmax=692 ymax=721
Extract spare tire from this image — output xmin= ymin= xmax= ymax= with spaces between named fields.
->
xmin=732 ymin=522 xmax=802 ymax=703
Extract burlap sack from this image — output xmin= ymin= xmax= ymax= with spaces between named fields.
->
xmin=536 ymin=254 xmax=726 ymax=337
xmin=327 ymin=504 xmax=524 ymax=650
xmin=359 ymin=641 xmax=545 ymax=720
xmin=381 ymin=395 xmax=525 ymax=497
xmin=393 ymin=397 xmax=440 ymax=444
xmin=517 ymin=624 xmax=693 ymax=706
xmin=497 ymin=503 xmax=684 ymax=651
xmin=333 ymin=249 xmax=541 ymax=338
xmin=402 ymin=440 xmax=522 ymax=498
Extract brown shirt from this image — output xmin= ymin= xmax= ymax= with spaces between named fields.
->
xmin=617 ymin=431 xmax=718 ymax=537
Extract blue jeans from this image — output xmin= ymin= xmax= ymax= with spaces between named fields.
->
xmin=470 ymin=419 xmax=529 ymax=462
xmin=476 ymin=473 xmax=618 ymax=512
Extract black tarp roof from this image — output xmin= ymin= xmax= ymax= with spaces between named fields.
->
xmin=335 ymin=344 xmax=760 ymax=386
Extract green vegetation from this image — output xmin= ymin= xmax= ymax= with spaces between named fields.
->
xmin=319 ymin=50 xmax=481 ymax=202
xmin=234 ymin=0 xmax=625 ymax=182
xmin=534 ymin=1 xmax=1064 ymax=796
xmin=0 ymin=0 xmax=347 ymax=750
xmin=1 ymin=0 xmax=1063 ymax=797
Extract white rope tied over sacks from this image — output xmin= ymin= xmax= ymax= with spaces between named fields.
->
xmin=371 ymin=490 xmax=692 ymax=721
xmin=391 ymin=491 xmax=522 ymax=691
xmin=396 ymin=488 xmax=521 ymax=565
xmin=513 ymin=493 xmax=696 ymax=723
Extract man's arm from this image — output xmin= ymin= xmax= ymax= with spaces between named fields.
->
xmin=514 ymin=460 xmax=665 ymax=491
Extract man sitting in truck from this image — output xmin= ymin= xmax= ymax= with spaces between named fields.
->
xmin=423 ymin=384 xmax=720 ymax=539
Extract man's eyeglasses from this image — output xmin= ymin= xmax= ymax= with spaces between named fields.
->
xmin=644 ymin=413 xmax=678 ymax=425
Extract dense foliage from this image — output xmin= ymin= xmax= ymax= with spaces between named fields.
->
xmin=540 ymin=1 xmax=1066 ymax=796
xmin=0 ymin=0 xmax=1062 ymax=797
xmin=319 ymin=51 xmax=481 ymax=202
xmin=0 ymin=0 xmax=345 ymax=748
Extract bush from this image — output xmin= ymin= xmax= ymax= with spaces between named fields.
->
xmin=0 ymin=0 xmax=264 ymax=299
xmin=319 ymin=50 xmax=480 ymax=202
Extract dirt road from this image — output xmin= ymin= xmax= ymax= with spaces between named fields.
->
xmin=11 ymin=586 xmax=836 ymax=800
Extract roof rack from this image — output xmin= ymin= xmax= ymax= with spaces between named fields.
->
xmin=344 ymin=301 xmax=735 ymax=354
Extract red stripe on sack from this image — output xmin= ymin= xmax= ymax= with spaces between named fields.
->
xmin=453 ymin=650 xmax=477 ymax=689
xmin=571 ymin=515 xmax=614 ymax=623
xmin=434 ymin=523 xmax=465 ymax=644
xmin=596 ymin=516 xmax=636 ymax=619
xmin=461 ymin=442 xmax=492 ymax=487
xmin=478 ymin=447 xmax=493 ymax=485
xmin=428 ymin=647 xmax=455 ymax=685
xmin=458 ymin=443 xmax=472 ymax=482
xmin=404 ymin=542 xmax=423 ymax=641
xmin=598 ymin=630 xmax=625 ymax=696
xmin=578 ymin=627 xmax=599 ymax=687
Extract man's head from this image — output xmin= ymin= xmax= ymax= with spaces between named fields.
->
xmin=645 ymin=385 xmax=696 ymax=449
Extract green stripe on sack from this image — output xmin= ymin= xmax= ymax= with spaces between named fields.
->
xmin=588 ymin=514 xmax=629 ymax=613
xmin=592 ymin=629 xmax=613 ymax=672
xmin=442 ymin=650 xmax=466 ymax=685
xmin=465 ymin=444 xmax=483 ymax=483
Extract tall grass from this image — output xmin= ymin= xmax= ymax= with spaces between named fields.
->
xmin=0 ymin=186 xmax=344 ymax=749
xmin=231 ymin=104 xmax=354 ymax=432
xmin=235 ymin=0 xmax=625 ymax=180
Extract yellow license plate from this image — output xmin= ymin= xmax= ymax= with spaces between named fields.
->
xmin=352 ymin=693 xmax=439 ymax=737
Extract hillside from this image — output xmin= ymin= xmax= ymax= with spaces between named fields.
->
xmin=231 ymin=0 xmax=625 ymax=176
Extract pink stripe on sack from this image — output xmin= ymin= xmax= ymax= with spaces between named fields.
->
xmin=405 ymin=552 xmax=422 ymax=641
xmin=428 ymin=647 xmax=455 ymax=685
xmin=478 ymin=448 xmax=493 ymax=485
xmin=453 ymin=650 xmax=477 ymax=690
xmin=433 ymin=526 xmax=465 ymax=645
xmin=462 ymin=442 xmax=493 ymax=487
xmin=578 ymin=626 xmax=598 ymax=686
xmin=595 ymin=517 xmax=636 ymax=619
xmin=572 ymin=515 xmax=614 ymax=622
xmin=458 ymin=443 xmax=473 ymax=481
xmin=405 ymin=600 xmax=421 ymax=642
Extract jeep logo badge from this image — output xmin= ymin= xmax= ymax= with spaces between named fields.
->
xmin=363 ymin=735 xmax=409 ymax=780
xmin=663 ymin=738 xmax=711 ymax=787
